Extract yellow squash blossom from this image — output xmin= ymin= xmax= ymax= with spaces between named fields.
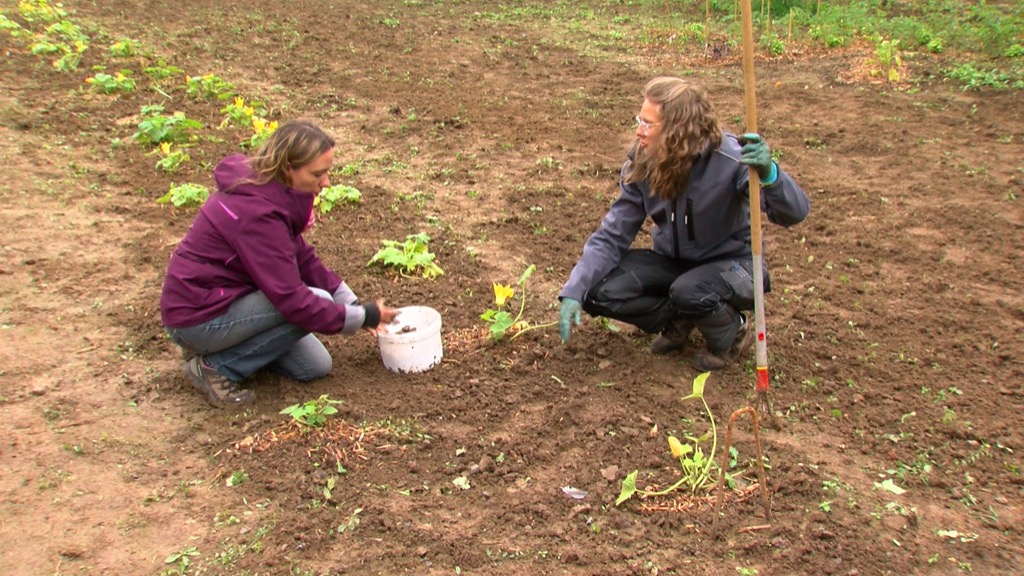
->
xmin=667 ymin=435 xmax=691 ymax=459
xmin=492 ymin=282 xmax=514 ymax=307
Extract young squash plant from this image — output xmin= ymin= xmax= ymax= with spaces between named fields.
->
xmin=481 ymin=264 xmax=556 ymax=341
xmin=280 ymin=394 xmax=343 ymax=428
xmin=367 ymin=232 xmax=443 ymax=279
xmin=617 ymin=372 xmax=720 ymax=504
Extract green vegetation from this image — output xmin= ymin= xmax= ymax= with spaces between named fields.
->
xmin=109 ymin=38 xmax=140 ymax=57
xmin=156 ymin=183 xmax=209 ymax=207
xmin=617 ymin=372 xmax=720 ymax=504
xmin=367 ymin=232 xmax=444 ymax=279
xmin=152 ymin=143 xmax=191 ymax=173
xmin=84 ymin=70 xmax=136 ymax=94
xmin=480 ymin=264 xmax=556 ymax=341
xmin=280 ymin=394 xmax=343 ymax=428
xmin=132 ymin=105 xmax=202 ymax=146
xmin=315 ymin=184 xmax=362 ymax=213
xmin=184 ymin=73 xmax=236 ymax=100
xmin=469 ymin=0 xmax=1023 ymax=89
xmin=1 ymin=0 xmax=89 ymax=70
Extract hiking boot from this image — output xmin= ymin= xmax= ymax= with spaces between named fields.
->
xmin=650 ymin=320 xmax=695 ymax=355
xmin=184 ymin=356 xmax=255 ymax=408
xmin=691 ymin=316 xmax=755 ymax=371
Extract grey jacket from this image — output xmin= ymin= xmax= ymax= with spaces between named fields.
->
xmin=560 ymin=133 xmax=810 ymax=301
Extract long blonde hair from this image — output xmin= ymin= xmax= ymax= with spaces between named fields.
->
xmin=243 ymin=119 xmax=335 ymax=188
xmin=625 ymin=77 xmax=722 ymax=199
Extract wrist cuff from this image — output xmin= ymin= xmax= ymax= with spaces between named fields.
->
xmin=759 ymin=162 xmax=778 ymax=186
xmin=361 ymin=302 xmax=381 ymax=329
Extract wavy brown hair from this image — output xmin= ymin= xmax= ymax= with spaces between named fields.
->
xmin=625 ymin=77 xmax=722 ymax=199
xmin=238 ymin=119 xmax=335 ymax=189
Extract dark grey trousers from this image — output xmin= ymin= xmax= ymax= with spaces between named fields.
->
xmin=581 ymin=249 xmax=768 ymax=352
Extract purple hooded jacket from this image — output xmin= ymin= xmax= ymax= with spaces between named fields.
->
xmin=160 ymin=154 xmax=352 ymax=334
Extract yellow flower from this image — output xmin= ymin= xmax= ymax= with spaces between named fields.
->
xmin=492 ymin=282 xmax=514 ymax=307
xmin=233 ymin=96 xmax=244 ymax=109
xmin=252 ymin=117 xmax=266 ymax=132
xmin=159 ymin=142 xmax=172 ymax=155
xmin=243 ymin=105 xmax=255 ymax=117
xmin=266 ymin=120 xmax=278 ymax=133
xmin=667 ymin=436 xmax=690 ymax=459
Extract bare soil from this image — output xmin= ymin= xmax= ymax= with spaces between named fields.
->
xmin=1 ymin=1 xmax=1022 ymax=575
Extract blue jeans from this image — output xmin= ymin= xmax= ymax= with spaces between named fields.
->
xmin=167 ymin=288 xmax=334 ymax=383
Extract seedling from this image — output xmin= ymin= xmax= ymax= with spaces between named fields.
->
xmin=144 ymin=61 xmax=184 ymax=82
xmin=617 ymin=372 xmax=719 ymax=504
xmin=315 ymin=184 xmax=361 ymax=213
xmin=480 ymin=265 xmax=555 ymax=341
xmin=280 ymin=394 xmax=343 ymax=428
xmin=152 ymin=142 xmax=190 ymax=173
xmin=157 ymin=183 xmax=209 ymax=207
xmin=243 ymin=116 xmax=277 ymax=149
xmin=17 ymin=0 xmax=67 ymax=23
xmin=226 ymin=470 xmax=248 ymax=487
xmin=109 ymin=38 xmax=139 ymax=57
xmin=84 ymin=70 xmax=136 ymax=94
xmin=184 ymin=73 xmax=236 ymax=100
xmin=870 ymin=36 xmax=903 ymax=82
xmin=337 ymin=508 xmax=363 ymax=533
xmin=163 ymin=546 xmax=199 ymax=576
xmin=133 ymin=105 xmax=202 ymax=146
xmin=219 ymin=96 xmax=267 ymax=129
xmin=367 ymin=232 xmax=444 ymax=279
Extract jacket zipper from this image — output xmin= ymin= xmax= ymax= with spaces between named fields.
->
xmin=671 ymin=200 xmax=680 ymax=259
xmin=685 ymin=198 xmax=695 ymax=242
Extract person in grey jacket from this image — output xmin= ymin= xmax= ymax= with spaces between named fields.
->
xmin=558 ymin=77 xmax=810 ymax=371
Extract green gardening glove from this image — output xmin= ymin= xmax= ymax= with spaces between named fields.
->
xmin=558 ymin=298 xmax=582 ymax=343
xmin=739 ymin=133 xmax=776 ymax=182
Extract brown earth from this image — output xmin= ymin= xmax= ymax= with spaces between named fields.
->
xmin=1 ymin=1 xmax=1022 ymax=575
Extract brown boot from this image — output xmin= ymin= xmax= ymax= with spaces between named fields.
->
xmin=184 ymin=356 xmax=255 ymax=408
xmin=650 ymin=320 xmax=695 ymax=355
xmin=179 ymin=344 xmax=197 ymax=362
xmin=692 ymin=316 xmax=755 ymax=371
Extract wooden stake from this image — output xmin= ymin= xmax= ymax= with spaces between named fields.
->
xmin=740 ymin=0 xmax=771 ymax=414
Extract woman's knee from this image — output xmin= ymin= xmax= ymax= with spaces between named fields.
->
xmin=278 ymin=334 xmax=333 ymax=381
xmin=298 ymin=352 xmax=332 ymax=381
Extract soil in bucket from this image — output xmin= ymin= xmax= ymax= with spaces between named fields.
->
xmin=377 ymin=306 xmax=443 ymax=373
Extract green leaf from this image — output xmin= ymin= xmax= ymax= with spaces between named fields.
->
xmin=682 ymin=371 xmax=711 ymax=400
xmin=517 ymin=264 xmax=536 ymax=286
xmin=616 ymin=470 xmax=638 ymax=505
xmin=874 ymin=478 xmax=907 ymax=495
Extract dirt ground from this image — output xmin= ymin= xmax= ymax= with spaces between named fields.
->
xmin=1 ymin=1 xmax=1022 ymax=575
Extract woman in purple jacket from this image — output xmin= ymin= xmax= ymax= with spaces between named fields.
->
xmin=160 ymin=120 xmax=398 ymax=407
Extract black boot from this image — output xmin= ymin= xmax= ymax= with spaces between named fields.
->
xmin=692 ymin=313 xmax=754 ymax=371
xmin=650 ymin=318 xmax=695 ymax=355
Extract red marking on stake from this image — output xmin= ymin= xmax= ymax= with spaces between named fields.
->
xmin=758 ymin=331 xmax=765 ymax=342
xmin=756 ymin=367 xmax=769 ymax=392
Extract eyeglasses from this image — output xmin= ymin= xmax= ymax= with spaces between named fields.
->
xmin=635 ymin=115 xmax=660 ymax=134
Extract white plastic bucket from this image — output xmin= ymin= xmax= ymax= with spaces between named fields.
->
xmin=377 ymin=306 xmax=443 ymax=373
